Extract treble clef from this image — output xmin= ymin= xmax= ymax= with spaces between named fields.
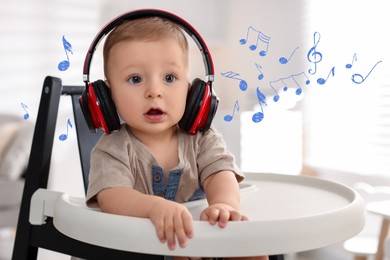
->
xmin=307 ymin=31 xmax=322 ymax=75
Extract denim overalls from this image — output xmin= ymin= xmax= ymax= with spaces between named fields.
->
xmin=151 ymin=166 xmax=205 ymax=201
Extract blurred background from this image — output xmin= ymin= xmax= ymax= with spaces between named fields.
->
xmin=1 ymin=0 xmax=390 ymax=259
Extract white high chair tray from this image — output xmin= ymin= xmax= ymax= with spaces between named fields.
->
xmin=30 ymin=172 xmax=365 ymax=257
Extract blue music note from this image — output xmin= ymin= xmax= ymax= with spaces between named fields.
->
xmin=307 ymin=32 xmax=323 ymax=75
xmin=269 ymin=81 xmax=280 ymax=102
xmin=58 ymin=35 xmax=73 ymax=71
xmin=221 ymin=71 xmax=248 ymax=91
xmin=351 ymin=61 xmax=382 ymax=84
xmin=292 ymin=72 xmax=310 ymax=95
xmin=269 ymin=78 xmax=292 ymax=102
xmin=346 ymin=53 xmax=357 ymax=69
xmin=317 ymin=66 xmax=335 ymax=85
xmin=252 ymin=87 xmax=267 ymax=123
xmin=240 ymin=26 xmax=271 ymax=57
xmin=20 ymin=102 xmax=29 ymax=120
xmin=59 ymin=118 xmax=73 ymax=141
xmin=279 ymin=47 xmax=300 ymax=64
xmin=224 ymin=100 xmax=240 ymax=122
xmin=255 ymin=63 xmax=264 ymax=80
xmin=269 ymin=72 xmax=310 ymax=101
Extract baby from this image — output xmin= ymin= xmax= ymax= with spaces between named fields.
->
xmin=85 ymin=12 xmax=268 ymax=260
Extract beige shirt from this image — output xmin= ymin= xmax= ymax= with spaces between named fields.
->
xmin=86 ymin=124 xmax=243 ymax=207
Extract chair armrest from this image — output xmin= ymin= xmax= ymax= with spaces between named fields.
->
xmin=29 ymin=189 xmax=63 ymax=225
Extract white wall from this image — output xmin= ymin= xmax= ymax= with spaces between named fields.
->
xmin=0 ymin=0 xmax=308 ymax=190
xmin=97 ymin=0 xmax=308 ymax=173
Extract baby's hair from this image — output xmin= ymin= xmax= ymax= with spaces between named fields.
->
xmin=103 ymin=16 xmax=189 ymax=77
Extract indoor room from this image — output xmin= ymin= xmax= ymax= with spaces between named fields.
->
xmin=1 ymin=0 xmax=389 ymax=259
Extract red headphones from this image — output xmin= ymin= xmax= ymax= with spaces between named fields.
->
xmin=79 ymin=9 xmax=219 ymax=135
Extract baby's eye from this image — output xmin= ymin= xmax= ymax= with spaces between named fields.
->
xmin=164 ymin=74 xmax=176 ymax=83
xmin=128 ymin=75 xmax=142 ymax=84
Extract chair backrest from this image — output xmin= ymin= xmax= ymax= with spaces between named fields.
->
xmin=68 ymin=86 xmax=104 ymax=192
xmin=12 ymin=76 xmax=163 ymax=260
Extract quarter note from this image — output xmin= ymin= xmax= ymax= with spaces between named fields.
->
xmin=346 ymin=53 xmax=357 ymax=69
xmin=221 ymin=71 xmax=248 ymax=91
xmin=307 ymin=32 xmax=323 ymax=75
xmin=239 ymin=26 xmax=271 ymax=57
xmin=224 ymin=100 xmax=240 ymax=122
xmin=59 ymin=118 xmax=73 ymax=141
xmin=255 ymin=63 xmax=264 ymax=80
xmin=317 ymin=66 xmax=335 ymax=85
xmin=351 ymin=60 xmax=382 ymax=84
xmin=58 ymin=35 xmax=73 ymax=71
xmin=279 ymin=47 xmax=299 ymax=64
xmin=252 ymin=87 xmax=267 ymax=123
xmin=20 ymin=102 xmax=29 ymax=120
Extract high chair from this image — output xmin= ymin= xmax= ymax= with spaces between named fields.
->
xmin=12 ymin=76 xmax=289 ymax=260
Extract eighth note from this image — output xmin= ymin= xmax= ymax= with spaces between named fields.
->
xmin=317 ymin=66 xmax=335 ymax=85
xmin=252 ymin=87 xmax=267 ymax=123
xmin=221 ymin=71 xmax=248 ymax=91
xmin=59 ymin=118 xmax=73 ymax=141
xmin=239 ymin=25 xmax=271 ymax=57
xmin=255 ymin=63 xmax=264 ymax=80
xmin=224 ymin=100 xmax=240 ymax=122
xmin=351 ymin=60 xmax=382 ymax=84
xmin=58 ymin=35 xmax=73 ymax=71
xmin=279 ymin=47 xmax=299 ymax=64
xmin=20 ymin=102 xmax=29 ymax=120
xmin=346 ymin=53 xmax=357 ymax=69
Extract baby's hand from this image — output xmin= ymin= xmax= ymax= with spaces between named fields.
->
xmin=148 ymin=198 xmax=193 ymax=250
xmin=200 ymin=203 xmax=248 ymax=228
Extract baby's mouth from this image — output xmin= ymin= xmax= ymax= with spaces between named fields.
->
xmin=146 ymin=108 xmax=164 ymax=116
xmin=145 ymin=108 xmax=165 ymax=122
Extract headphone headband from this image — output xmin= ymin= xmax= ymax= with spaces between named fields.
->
xmin=83 ymin=9 xmax=215 ymax=85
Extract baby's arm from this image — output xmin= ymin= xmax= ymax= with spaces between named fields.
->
xmin=201 ymin=171 xmax=247 ymax=227
xmin=97 ymin=187 xmax=193 ymax=250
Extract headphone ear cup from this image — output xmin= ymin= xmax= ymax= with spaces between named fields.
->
xmin=202 ymin=89 xmax=219 ymax=132
xmin=179 ymin=78 xmax=206 ymax=133
xmin=79 ymin=87 xmax=96 ymax=133
xmin=92 ymin=80 xmax=121 ymax=133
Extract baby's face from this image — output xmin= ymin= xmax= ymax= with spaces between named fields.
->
xmin=105 ymin=38 xmax=189 ymax=136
